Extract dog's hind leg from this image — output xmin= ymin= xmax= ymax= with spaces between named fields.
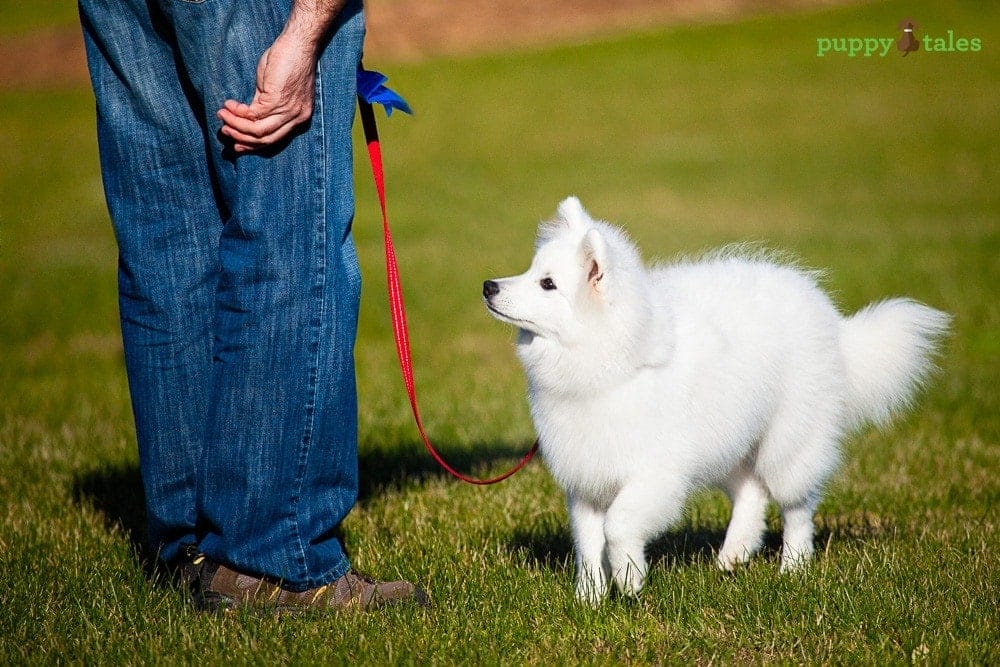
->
xmin=778 ymin=493 xmax=820 ymax=572
xmin=604 ymin=483 xmax=685 ymax=597
xmin=569 ymin=496 xmax=610 ymax=605
xmin=717 ymin=473 xmax=770 ymax=571
xmin=755 ymin=397 xmax=841 ymax=572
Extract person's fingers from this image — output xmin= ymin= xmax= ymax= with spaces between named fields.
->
xmin=218 ymin=104 xmax=288 ymax=138
xmin=220 ymin=116 xmax=304 ymax=147
xmin=221 ymin=99 xmax=256 ymax=120
xmin=216 ymin=39 xmax=317 ymax=153
xmin=220 ymin=94 xmax=309 ymax=124
xmin=221 ymin=124 xmax=295 ymax=151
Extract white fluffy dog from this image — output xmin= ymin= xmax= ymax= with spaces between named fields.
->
xmin=483 ymin=197 xmax=949 ymax=604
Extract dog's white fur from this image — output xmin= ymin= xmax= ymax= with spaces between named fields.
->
xmin=484 ymin=197 xmax=949 ymax=604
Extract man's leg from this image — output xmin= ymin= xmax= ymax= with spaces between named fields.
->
xmin=79 ymin=0 xmax=220 ymax=565
xmin=167 ymin=0 xmax=366 ymax=590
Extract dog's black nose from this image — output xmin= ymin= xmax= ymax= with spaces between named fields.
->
xmin=483 ymin=280 xmax=500 ymax=299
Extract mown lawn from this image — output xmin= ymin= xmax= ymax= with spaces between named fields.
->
xmin=1 ymin=0 xmax=997 ymax=663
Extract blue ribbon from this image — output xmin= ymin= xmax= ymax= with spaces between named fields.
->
xmin=357 ymin=67 xmax=413 ymax=117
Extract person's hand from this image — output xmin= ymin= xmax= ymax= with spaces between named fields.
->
xmin=217 ymin=33 xmax=318 ymax=153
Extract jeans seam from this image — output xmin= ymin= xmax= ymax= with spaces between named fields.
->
xmin=288 ymin=62 xmax=328 ymax=583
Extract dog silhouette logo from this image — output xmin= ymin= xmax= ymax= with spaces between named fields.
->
xmin=898 ymin=19 xmax=920 ymax=56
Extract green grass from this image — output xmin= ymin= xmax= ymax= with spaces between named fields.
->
xmin=2 ymin=0 xmax=998 ymax=663
xmin=0 ymin=0 xmax=79 ymax=34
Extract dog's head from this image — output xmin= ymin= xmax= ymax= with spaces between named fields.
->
xmin=484 ymin=198 xmax=653 ymax=369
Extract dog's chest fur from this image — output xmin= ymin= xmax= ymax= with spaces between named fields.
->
xmin=528 ymin=377 xmax=667 ymax=510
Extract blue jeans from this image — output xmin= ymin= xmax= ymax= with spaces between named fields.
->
xmin=79 ymin=0 xmax=365 ymax=590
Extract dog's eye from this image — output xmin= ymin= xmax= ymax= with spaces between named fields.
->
xmin=540 ymin=277 xmax=557 ymax=291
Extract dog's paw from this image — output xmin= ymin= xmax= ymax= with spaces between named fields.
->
xmin=611 ymin=567 xmax=646 ymax=599
xmin=716 ymin=548 xmax=751 ymax=572
xmin=574 ymin=577 xmax=609 ymax=607
xmin=779 ymin=549 xmax=813 ymax=574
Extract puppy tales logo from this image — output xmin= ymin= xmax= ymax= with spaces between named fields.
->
xmin=816 ymin=18 xmax=982 ymax=57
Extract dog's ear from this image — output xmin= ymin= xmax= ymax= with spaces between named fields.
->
xmin=582 ymin=228 xmax=607 ymax=292
xmin=538 ymin=197 xmax=594 ymax=244
xmin=557 ymin=196 xmax=592 ymax=231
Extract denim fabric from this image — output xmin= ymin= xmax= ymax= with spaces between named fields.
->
xmin=79 ymin=0 xmax=364 ymax=590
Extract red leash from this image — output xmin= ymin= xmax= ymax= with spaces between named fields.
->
xmin=357 ymin=98 xmax=539 ymax=485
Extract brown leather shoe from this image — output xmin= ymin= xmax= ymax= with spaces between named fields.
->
xmin=190 ymin=556 xmax=430 ymax=614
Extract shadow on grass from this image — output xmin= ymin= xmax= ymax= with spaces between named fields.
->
xmin=508 ymin=513 xmax=891 ymax=574
xmin=74 ymin=449 xmax=892 ymax=584
xmin=70 ymin=439 xmax=536 ymax=570
xmin=508 ymin=522 xmax=734 ymax=573
xmin=72 ymin=464 xmax=153 ymax=569
xmin=356 ymin=439 xmax=540 ymax=501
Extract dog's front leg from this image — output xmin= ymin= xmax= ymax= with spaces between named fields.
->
xmin=569 ymin=496 xmax=610 ymax=605
xmin=605 ymin=482 xmax=685 ymax=597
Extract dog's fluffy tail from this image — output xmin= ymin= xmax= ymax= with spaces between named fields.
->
xmin=840 ymin=298 xmax=950 ymax=429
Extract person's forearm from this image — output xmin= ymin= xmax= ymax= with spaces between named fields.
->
xmin=281 ymin=0 xmax=351 ymax=54
xmin=216 ymin=0 xmax=351 ymax=152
